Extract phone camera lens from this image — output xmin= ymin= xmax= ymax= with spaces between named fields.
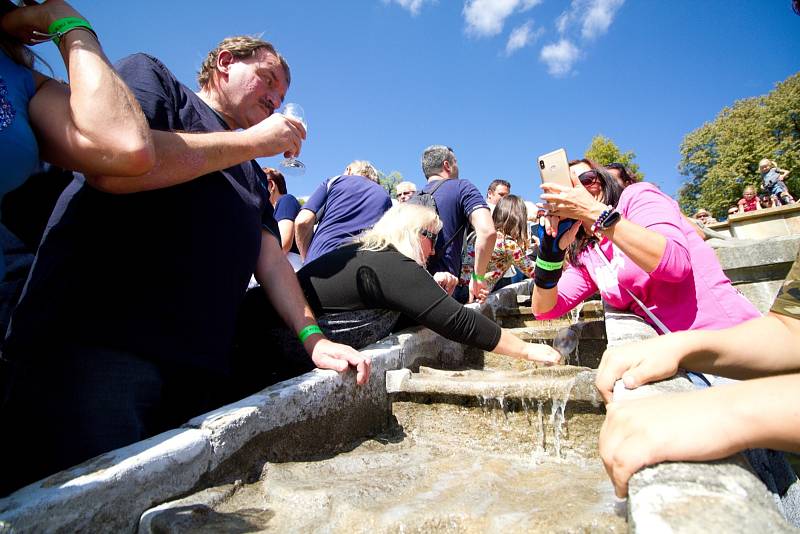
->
xmin=539 ymin=160 xmax=545 ymax=169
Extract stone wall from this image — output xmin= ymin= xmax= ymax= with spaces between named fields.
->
xmin=707 ymin=203 xmax=800 ymax=239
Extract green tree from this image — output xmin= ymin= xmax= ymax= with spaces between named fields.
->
xmin=584 ymin=135 xmax=644 ymax=180
xmin=378 ymin=170 xmax=403 ymax=197
xmin=678 ymin=72 xmax=800 ymax=218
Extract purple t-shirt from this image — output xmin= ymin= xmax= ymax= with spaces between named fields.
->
xmin=536 ymin=182 xmax=761 ymax=332
xmin=274 ymin=193 xmax=301 ymax=254
xmin=302 ymin=175 xmax=391 ymax=263
xmin=422 ymin=178 xmax=488 ymax=276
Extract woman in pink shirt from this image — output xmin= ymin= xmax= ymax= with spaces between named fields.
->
xmin=532 ymin=160 xmax=759 ymax=335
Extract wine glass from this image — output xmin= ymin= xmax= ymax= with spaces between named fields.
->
xmin=279 ymin=103 xmax=306 ymax=177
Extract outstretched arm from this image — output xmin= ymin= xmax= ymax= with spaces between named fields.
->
xmin=7 ymin=1 xmax=154 ymax=176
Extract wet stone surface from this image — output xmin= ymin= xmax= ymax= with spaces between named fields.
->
xmin=160 ymin=400 xmax=624 ymax=533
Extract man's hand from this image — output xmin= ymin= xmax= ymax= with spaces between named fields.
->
xmin=308 ymin=338 xmax=371 ymax=385
xmin=433 ymin=272 xmax=458 ymax=295
xmin=595 ymin=335 xmax=687 ymax=404
xmin=244 ymin=113 xmax=306 ymax=159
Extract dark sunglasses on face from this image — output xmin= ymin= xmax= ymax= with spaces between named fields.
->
xmin=578 ymin=170 xmax=603 ymax=187
xmin=419 ymin=228 xmax=437 ymax=242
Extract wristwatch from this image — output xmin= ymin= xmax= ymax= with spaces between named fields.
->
xmin=599 ymin=209 xmax=621 ymax=230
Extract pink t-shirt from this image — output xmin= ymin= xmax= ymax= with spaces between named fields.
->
xmin=536 ymin=183 xmax=761 ymax=332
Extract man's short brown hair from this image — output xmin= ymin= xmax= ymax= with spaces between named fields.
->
xmin=197 ymin=35 xmax=291 ymax=89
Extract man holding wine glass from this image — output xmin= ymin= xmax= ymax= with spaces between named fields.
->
xmin=2 ymin=35 xmax=371 ymax=492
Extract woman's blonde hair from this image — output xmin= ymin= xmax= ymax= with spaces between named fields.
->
xmin=344 ymin=160 xmax=379 ymax=183
xmin=358 ymin=204 xmax=442 ymax=266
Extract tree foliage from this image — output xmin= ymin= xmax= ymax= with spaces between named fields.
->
xmin=677 ymin=72 xmax=800 ymax=218
xmin=378 ymin=169 xmax=404 ymax=197
xmin=584 ymin=135 xmax=644 ymax=180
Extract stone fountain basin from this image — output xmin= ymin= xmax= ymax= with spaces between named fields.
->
xmin=141 ymin=393 xmax=622 ymax=534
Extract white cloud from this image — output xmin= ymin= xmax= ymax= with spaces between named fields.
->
xmin=554 ymin=0 xmax=624 ymax=39
xmin=580 ymin=0 xmax=624 ymax=39
xmin=538 ymin=0 xmax=622 ymax=77
xmin=384 ymin=0 xmax=434 ymax=16
xmin=463 ymin=0 xmax=543 ymax=37
xmin=539 ymin=39 xmax=580 ymax=77
xmin=504 ymin=21 xmax=542 ymax=55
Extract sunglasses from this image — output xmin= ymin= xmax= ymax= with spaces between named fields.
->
xmin=578 ymin=170 xmax=603 ymax=187
xmin=419 ymin=228 xmax=438 ymax=242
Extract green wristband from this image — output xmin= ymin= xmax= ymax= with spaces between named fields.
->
xmin=298 ymin=324 xmax=323 ymax=343
xmin=535 ymin=257 xmax=564 ymax=271
xmin=471 ymin=272 xmax=486 ymax=282
xmin=47 ymin=17 xmax=95 ymax=45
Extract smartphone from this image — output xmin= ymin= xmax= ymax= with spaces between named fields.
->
xmin=537 ymin=148 xmax=573 ymax=188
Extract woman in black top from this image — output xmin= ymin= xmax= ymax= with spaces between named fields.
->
xmin=297 ymin=203 xmax=561 ymax=364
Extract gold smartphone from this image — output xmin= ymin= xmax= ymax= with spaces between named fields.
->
xmin=537 ymin=148 xmax=573 ymax=188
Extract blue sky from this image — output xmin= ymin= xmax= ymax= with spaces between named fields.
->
xmin=39 ymin=1 xmax=799 ymax=202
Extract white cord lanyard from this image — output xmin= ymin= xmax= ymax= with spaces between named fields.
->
xmin=592 ymin=243 xmax=671 ymax=335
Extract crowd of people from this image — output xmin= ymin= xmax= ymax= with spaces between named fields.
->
xmin=0 ymin=2 xmax=798 ymax=524
xmin=691 ymin=158 xmax=795 ymax=225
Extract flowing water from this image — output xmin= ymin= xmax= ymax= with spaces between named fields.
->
xmin=197 ymin=401 xmax=624 ymax=533
xmin=163 ymin=303 xmax=623 ymax=532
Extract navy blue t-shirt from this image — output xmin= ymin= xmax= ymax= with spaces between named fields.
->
xmin=5 ymin=54 xmax=278 ymax=372
xmin=302 ymin=175 xmax=391 ymax=263
xmin=423 ymin=178 xmax=488 ymax=276
xmin=274 ymin=193 xmax=301 ymax=254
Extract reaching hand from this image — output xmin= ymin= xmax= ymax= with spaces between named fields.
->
xmin=309 ymin=338 xmax=371 ymax=385
xmin=525 ymin=343 xmax=563 ymax=365
xmin=469 ymin=277 xmax=489 ymax=304
xmin=595 ymin=335 xmax=688 ymax=404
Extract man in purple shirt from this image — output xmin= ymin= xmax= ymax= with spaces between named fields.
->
xmin=419 ymin=145 xmax=495 ymax=303
xmin=295 ymin=160 xmax=391 ymax=264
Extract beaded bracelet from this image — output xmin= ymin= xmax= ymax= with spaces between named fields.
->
xmin=590 ymin=206 xmax=614 ymax=234
xmin=298 ymin=324 xmax=323 ymax=343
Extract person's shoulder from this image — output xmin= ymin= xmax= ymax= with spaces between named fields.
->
xmin=619 ymin=181 xmax=667 ymax=206
xmin=283 ymin=193 xmax=301 ymax=206
xmin=116 ymin=53 xmax=171 ymax=77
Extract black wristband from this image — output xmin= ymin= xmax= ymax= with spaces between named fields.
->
xmin=534 ymin=265 xmax=563 ymax=289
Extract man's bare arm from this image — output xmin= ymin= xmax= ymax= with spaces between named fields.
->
xmin=86 ymin=114 xmax=305 ymax=194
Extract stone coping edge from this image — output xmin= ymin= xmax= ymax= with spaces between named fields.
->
xmin=0 ymin=281 xmax=532 ymax=533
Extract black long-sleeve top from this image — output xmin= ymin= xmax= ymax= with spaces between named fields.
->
xmin=297 ymin=244 xmax=502 ymax=351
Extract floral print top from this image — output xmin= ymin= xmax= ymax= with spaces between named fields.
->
xmin=459 ymin=232 xmax=535 ymax=289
